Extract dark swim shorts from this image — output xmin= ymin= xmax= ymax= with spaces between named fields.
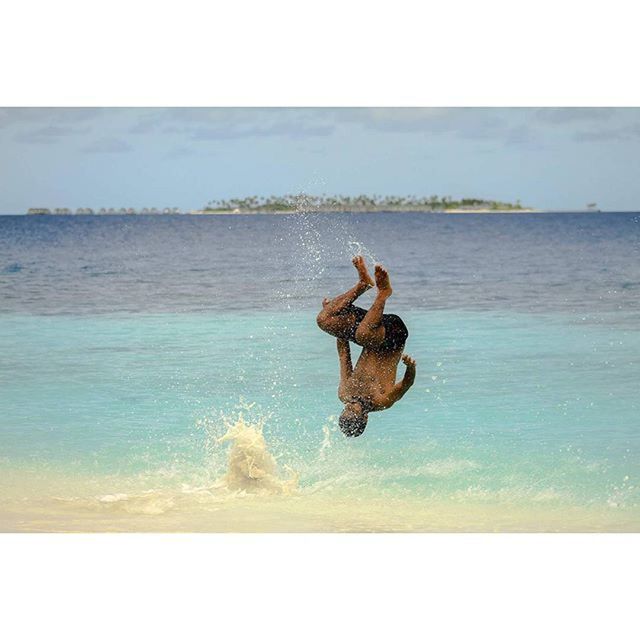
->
xmin=347 ymin=305 xmax=409 ymax=352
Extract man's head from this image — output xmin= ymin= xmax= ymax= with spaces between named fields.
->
xmin=339 ymin=401 xmax=368 ymax=437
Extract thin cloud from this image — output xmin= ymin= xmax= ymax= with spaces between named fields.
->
xmin=82 ymin=137 xmax=132 ymax=153
xmin=6 ymin=106 xmax=640 ymax=154
xmin=189 ymin=121 xmax=334 ymax=140
xmin=130 ymin=107 xmax=335 ymax=140
xmin=128 ymin=107 xmax=511 ymax=142
xmin=14 ymin=125 xmax=90 ymax=144
xmin=534 ymin=107 xmax=617 ymax=124
xmin=164 ymin=145 xmax=197 ymax=158
xmin=503 ymin=124 xmax=536 ymax=146
xmin=573 ymin=122 xmax=640 ymax=142
xmin=334 ymin=107 xmax=508 ymax=139
xmin=0 ymin=107 xmax=104 ymax=129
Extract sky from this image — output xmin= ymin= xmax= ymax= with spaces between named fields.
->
xmin=0 ymin=107 xmax=639 ymax=213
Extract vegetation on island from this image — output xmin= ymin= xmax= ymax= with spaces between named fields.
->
xmin=26 ymin=195 xmax=529 ymax=215
xmin=203 ymin=194 xmax=528 ymax=213
xmin=27 ymin=207 xmax=182 ymax=215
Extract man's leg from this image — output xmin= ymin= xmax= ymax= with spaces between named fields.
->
xmin=316 ymin=256 xmax=374 ymax=339
xmin=354 ymin=265 xmax=393 ymax=349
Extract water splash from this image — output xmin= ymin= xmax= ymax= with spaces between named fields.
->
xmin=216 ymin=413 xmax=298 ymax=495
xmin=347 ymin=240 xmax=378 ymax=265
xmin=318 ymin=421 xmax=335 ymax=461
xmin=78 ymin=409 xmax=299 ymax=515
xmin=274 ymin=192 xmax=379 ymax=305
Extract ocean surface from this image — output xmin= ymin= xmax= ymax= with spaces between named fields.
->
xmin=1 ymin=212 xmax=639 ymax=531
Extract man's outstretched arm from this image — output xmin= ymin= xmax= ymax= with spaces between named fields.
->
xmin=337 ymin=338 xmax=353 ymax=380
xmin=387 ymin=354 xmax=416 ymax=404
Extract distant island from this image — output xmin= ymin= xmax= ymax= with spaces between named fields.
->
xmin=201 ymin=194 xmax=535 ymax=214
xmin=26 ymin=194 xmax=553 ymax=215
xmin=23 ymin=197 xmax=616 ymax=216
xmin=27 ymin=207 xmax=182 ymax=215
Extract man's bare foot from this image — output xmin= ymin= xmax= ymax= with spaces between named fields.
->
xmin=352 ymin=255 xmax=375 ymax=290
xmin=375 ymin=264 xmax=392 ymax=298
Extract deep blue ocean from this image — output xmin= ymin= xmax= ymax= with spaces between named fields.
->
xmin=1 ymin=212 xmax=639 ymax=531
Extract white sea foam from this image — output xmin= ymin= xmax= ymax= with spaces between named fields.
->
xmin=81 ymin=410 xmax=299 ymax=515
xmin=95 ymin=491 xmax=177 ymax=515
xmin=414 ymin=458 xmax=480 ymax=477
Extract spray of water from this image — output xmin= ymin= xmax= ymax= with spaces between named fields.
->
xmin=273 ymin=191 xmax=379 ymax=308
xmin=215 ymin=412 xmax=298 ymax=495
xmin=259 ymin=191 xmax=380 ymax=408
xmin=195 ymin=195 xmax=381 ymax=500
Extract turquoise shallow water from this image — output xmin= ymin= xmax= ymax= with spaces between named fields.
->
xmin=2 ymin=309 xmax=638 ymax=514
xmin=1 ymin=213 xmax=639 ymax=530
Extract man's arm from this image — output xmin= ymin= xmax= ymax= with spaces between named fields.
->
xmin=337 ymin=338 xmax=353 ymax=380
xmin=387 ymin=354 xmax=416 ymax=404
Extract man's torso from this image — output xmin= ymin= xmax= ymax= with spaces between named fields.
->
xmin=339 ymin=347 xmax=404 ymax=411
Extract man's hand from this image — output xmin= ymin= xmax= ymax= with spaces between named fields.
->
xmin=402 ymin=354 xmax=416 ymax=385
xmin=387 ymin=354 xmax=417 ymax=404
xmin=402 ymin=354 xmax=416 ymax=370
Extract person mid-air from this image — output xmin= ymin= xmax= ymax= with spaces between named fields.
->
xmin=316 ymin=256 xmax=416 ymax=437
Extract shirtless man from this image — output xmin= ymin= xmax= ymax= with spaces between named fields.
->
xmin=316 ymin=256 xmax=416 ymax=437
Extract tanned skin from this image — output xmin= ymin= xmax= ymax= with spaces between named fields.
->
xmin=316 ymin=257 xmax=416 ymax=423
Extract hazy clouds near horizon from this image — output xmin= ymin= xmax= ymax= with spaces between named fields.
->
xmin=1 ymin=107 xmax=639 ymax=212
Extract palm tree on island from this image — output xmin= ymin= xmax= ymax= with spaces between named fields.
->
xmin=201 ymin=193 xmax=532 ymax=214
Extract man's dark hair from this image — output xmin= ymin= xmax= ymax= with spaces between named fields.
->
xmin=339 ymin=408 xmax=368 ymax=437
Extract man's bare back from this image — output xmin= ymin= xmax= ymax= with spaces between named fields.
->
xmin=316 ymin=256 xmax=416 ymax=436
